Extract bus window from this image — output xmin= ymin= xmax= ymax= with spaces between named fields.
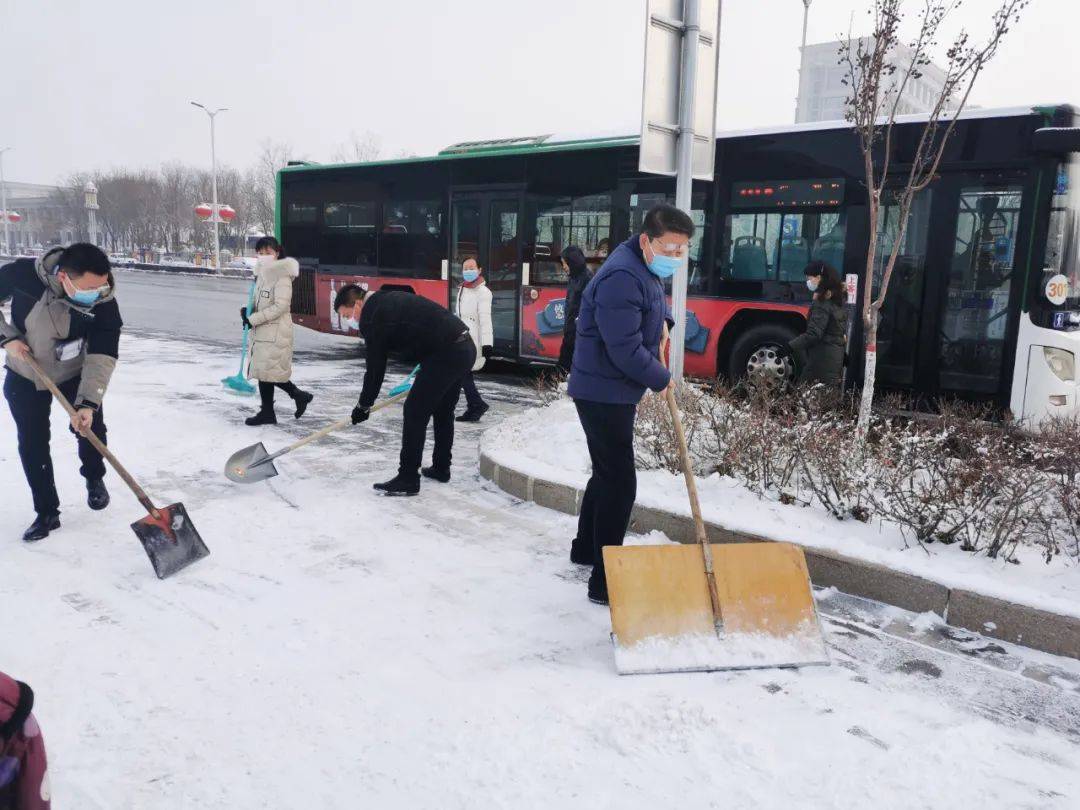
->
xmin=322 ymin=201 xmax=378 ymax=268
xmin=287 ymin=202 xmax=317 ymax=224
xmin=940 ymin=183 xmax=1024 ymax=394
xmin=725 ymin=213 xmax=780 ymax=280
xmin=874 ymin=191 xmax=933 ymax=386
xmin=528 ymin=194 xmax=612 ymax=285
xmin=810 ymin=213 xmax=846 ymax=272
xmin=450 ymin=199 xmax=481 ymax=282
xmin=720 ymin=211 xmax=845 ymax=284
xmin=284 ymin=202 xmax=319 ymax=258
xmin=378 ymin=199 xmax=444 ymax=279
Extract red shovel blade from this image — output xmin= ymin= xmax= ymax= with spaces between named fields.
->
xmin=132 ymin=502 xmax=210 ymax=579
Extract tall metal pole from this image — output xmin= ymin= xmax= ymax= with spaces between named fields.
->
xmin=191 ymin=102 xmax=228 ymax=269
xmin=0 ymin=148 xmax=10 ymax=257
xmin=671 ymin=0 xmax=702 ymax=381
xmin=797 ymin=1 xmax=812 ymax=122
xmin=210 ymin=113 xmax=220 ymax=269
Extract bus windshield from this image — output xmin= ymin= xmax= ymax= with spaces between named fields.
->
xmin=1039 ymin=160 xmax=1080 ymax=321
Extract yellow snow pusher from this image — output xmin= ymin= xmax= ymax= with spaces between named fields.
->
xmin=603 ymin=352 xmax=829 ymax=675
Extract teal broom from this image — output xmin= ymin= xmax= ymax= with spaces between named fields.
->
xmin=222 ymin=280 xmax=258 ymax=395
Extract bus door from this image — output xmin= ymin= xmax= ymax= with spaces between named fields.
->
xmin=448 ymin=191 xmax=525 ymax=358
xmin=875 ymin=170 xmax=1032 ymax=406
xmin=929 ymin=171 xmax=1032 ymax=401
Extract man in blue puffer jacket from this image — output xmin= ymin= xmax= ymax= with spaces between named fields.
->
xmin=567 ymin=204 xmax=695 ymax=604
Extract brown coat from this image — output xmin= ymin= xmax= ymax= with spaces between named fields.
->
xmin=246 ymin=258 xmax=299 ymax=383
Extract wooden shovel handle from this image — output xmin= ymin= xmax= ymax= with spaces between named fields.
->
xmin=275 ymin=389 xmax=410 ymax=457
xmin=660 ymin=338 xmax=724 ymax=633
xmin=22 ymin=353 xmax=160 ymax=519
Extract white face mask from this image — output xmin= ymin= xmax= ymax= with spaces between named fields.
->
xmin=342 ymin=316 xmax=360 ymax=330
xmin=806 ymin=278 xmax=820 ymax=292
xmin=257 ymin=253 xmax=277 ymax=268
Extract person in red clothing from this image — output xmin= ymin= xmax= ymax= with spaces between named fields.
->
xmin=0 ymin=672 xmax=50 ymax=810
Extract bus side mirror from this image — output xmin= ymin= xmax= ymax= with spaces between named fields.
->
xmin=1033 ymin=127 xmax=1080 ymax=154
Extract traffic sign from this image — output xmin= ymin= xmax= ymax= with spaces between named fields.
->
xmin=639 ymin=0 xmax=721 ymax=180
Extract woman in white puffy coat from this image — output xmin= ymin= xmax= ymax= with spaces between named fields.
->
xmin=241 ymin=237 xmax=313 ymax=426
xmin=455 ymin=257 xmax=493 ymax=422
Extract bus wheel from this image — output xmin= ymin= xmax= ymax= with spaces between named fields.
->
xmin=728 ymin=324 xmax=798 ymax=383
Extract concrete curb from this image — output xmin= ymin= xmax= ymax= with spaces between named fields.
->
xmin=479 ymin=450 xmax=1080 ymax=662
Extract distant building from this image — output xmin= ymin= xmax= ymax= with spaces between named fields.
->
xmin=1 ymin=181 xmax=76 ymax=254
xmin=795 ymin=38 xmax=951 ymax=124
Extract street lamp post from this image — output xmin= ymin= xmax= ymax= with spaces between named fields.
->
xmin=0 ymin=147 xmax=11 ymax=257
xmin=797 ymin=0 xmax=813 ymax=122
xmin=190 ymin=101 xmax=228 ymax=269
xmin=84 ymin=181 xmax=99 ymax=246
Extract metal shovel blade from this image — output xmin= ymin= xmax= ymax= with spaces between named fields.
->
xmin=224 ymin=442 xmax=279 ymax=484
xmin=132 ymin=503 xmax=210 ymax=580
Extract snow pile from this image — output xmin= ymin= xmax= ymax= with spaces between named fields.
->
xmin=483 ymin=397 xmax=1080 ymax=620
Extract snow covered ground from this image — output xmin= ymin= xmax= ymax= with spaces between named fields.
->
xmin=483 ymin=398 xmax=1080 ymax=621
xmin=2 ymin=334 xmax=1080 ymax=808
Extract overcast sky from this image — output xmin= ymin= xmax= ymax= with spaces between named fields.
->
xmin=2 ymin=0 xmax=1078 ymax=184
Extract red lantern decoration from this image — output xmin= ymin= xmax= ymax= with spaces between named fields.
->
xmin=218 ymin=205 xmax=236 ymax=222
xmin=6 ymin=211 xmax=21 ymax=223
xmin=194 ymin=203 xmax=213 ymax=219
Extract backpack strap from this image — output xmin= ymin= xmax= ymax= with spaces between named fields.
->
xmin=0 ymin=681 xmax=34 ymax=743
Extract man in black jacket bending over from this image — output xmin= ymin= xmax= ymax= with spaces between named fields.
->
xmin=335 ymin=284 xmax=476 ymax=496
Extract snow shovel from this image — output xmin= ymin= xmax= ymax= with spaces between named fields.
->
xmin=224 ymin=374 xmax=416 ymax=485
xmin=601 ymin=357 xmax=828 ymax=675
xmin=23 ymin=354 xmax=210 ymax=580
xmin=221 ymin=280 xmax=257 ymax=395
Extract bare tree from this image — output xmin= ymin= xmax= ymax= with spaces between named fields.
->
xmin=331 ymin=129 xmax=382 ymax=164
xmin=251 ymin=139 xmax=299 ymax=237
xmin=841 ymin=0 xmax=1028 ymax=435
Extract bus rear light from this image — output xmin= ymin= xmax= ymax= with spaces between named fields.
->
xmin=1043 ymin=347 xmax=1076 ymax=382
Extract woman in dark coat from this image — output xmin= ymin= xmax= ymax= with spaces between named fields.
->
xmin=787 ymin=260 xmax=848 ymax=387
xmin=556 ymin=245 xmax=592 ymax=374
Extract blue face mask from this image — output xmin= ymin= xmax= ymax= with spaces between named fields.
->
xmin=462 ymin=269 xmax=480 ymax=283
xmin=646 ymin=249 xmax=682 ymax=279
xmin=61 ymin=274 xmax=105 ymax=306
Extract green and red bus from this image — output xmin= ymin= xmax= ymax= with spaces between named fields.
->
xmin=279 ymin=103 xmax=1080 ymax=423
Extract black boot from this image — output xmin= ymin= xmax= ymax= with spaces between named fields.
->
xmin=23 ymin=513 xmax=60 ymax=543
xmin=373 ymin=474 xmax=421 ymax=496
xmin=87 ymin=478 xmax=110 ymax=511
xmin=421 ymin=466 xmax=451 ymax=483
xmin=570 ymin=537 xmax=594 ymax=566
xmin=456 ymin=402 xmax=490 ymax=423
xmin=293 ymin=390 xmax=314 ymax=419
xmin=245 ymin=410 xmax=277 ymax=426
xmin=587 ymin=570 xmax=609 ymax=605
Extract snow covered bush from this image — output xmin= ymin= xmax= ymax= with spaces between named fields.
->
xmin=631 ymin=382 xmax=1077 ymax=564
xmin=866 ymin=413 xmax=994 ymax=549
xmin=633 ymin=382 xmax=708 ymax=475
xmin=1032 ymin=415 xmax=1080 ymax=561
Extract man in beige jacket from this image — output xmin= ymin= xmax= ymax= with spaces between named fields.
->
xmin=1 ymin=244 xmax=122 ymax=542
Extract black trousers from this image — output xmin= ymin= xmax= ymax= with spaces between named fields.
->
xmin=399 ymin=339 xmax=476 ymax=477
xmin=258 ymin=380 xmax=300 ymax=410
xmin=4 ymin=370 xmax=108 ymax=517
xmin=461 ymin=371 xmax=486 ymax=411
xmin=574 ymin=399 xmax=638 ymax=582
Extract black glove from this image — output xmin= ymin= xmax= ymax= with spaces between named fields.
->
xmin=482 ymin=345 xmax=494 ymax=359
xmin=351 ymin=404 xmax=370 ymax=425
xmin=240 ymin=307 xmax=252 ymax=329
